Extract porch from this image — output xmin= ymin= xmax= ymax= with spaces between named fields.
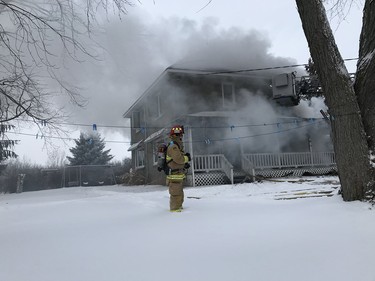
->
xmin=188 ymin=151 xmax=336 ymax=186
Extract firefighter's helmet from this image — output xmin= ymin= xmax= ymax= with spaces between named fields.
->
xmin=169 ymin=125 xmax=184 ymax=136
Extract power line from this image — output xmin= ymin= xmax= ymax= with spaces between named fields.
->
xmin=7 ymin=118 xmax=327 ymax=145
xmin=17 ymin=116 xmax=326 ymax=130
xmin=22 ymin=109 xmax=361 ymax=131
xmin=6 ymin=131 xmax=130 ymax=144
xmin=175 ymin=57 xmax=359 ymax=75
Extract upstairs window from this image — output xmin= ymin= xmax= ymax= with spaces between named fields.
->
xmin=132 ymin=109 xmax=145 ymax=133
xmin=148 ymin=95 xmax=162 ymax=118
xmin=222 ymin=83 xmax=235 ymax=108
xmin=132 ymin=111 xmax=140 ymax=129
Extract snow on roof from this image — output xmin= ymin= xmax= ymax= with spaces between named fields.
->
xmin=127 ymin=139 xmax=143 ymax=151
xmin=144 ymin=128 xmax=167 ymax=143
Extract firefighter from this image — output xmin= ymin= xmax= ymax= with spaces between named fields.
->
xmin=166 ymin=125 xmax=191 ymax=212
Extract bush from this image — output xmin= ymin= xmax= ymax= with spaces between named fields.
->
xmin=111 ymin=158 xmax=132 ymax=185
xmin=0 ymin=160 xmax=63 ymax=193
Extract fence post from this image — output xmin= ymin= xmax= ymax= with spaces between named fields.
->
xmin=16 ymin=174 xmax=26 ymax=193
xmin=62 ymin=166 xmax=65 ymax=188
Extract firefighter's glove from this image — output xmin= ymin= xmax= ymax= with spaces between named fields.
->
xmin=184 ymin=153 xmax=191 ymax=162
xmin=184 ymin=163 xmax=191 ymax=169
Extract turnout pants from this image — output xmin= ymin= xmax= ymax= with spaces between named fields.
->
xmin=168 ymin=180 xmax=184 ymax=211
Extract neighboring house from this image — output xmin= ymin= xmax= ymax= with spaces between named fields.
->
xmin=123 ymin=67 xmax=336 ymax=186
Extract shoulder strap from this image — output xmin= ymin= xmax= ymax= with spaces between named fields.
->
xmin=169 ymin=140 xmax=180 ymax=149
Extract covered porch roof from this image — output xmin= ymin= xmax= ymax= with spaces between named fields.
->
xmin=127 ymin=140 xmax=144 ymax=151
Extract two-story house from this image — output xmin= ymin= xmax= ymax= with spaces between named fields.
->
xmin=123 ymin=66 xmax=335 ymax=186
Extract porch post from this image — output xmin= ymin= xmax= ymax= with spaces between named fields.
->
xmin=239 ymin=139 xmax=244 ymax=169
xmin=309 ymin=138 xmax=314 ymax=166
xmin=187 ymin=126 xmax=195 ymax=187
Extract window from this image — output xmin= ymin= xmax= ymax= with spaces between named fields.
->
xmin=159 ymin=92 xmax=168 ymax=115
xmin=222 ymin=82 xmax=235 ymax=108
xmin=135 ymin=150 xmax=145 ymax=169
xmin=153 ymin=143 xmax=159 ymax=165
xmin=148 ymin=95 xmax=162 ymax=118
xmin=132 ymin=109 xmax=145 ymax=133
xmin=132 ymin=111 xmax=140 ymax=129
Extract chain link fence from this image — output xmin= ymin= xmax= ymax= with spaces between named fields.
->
xmin=62 ymin=165 xmax=117 ymax=187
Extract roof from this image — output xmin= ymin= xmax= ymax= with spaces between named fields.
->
xmin=144 ymin=128 xmax=167 ymax=143
xmin=127 ymin=140 xmax=144 ymax=151
xmin=123 ymin=69 xmax=169 ymax=118
xmin=122 ymin=66 xmax=272 ymax=118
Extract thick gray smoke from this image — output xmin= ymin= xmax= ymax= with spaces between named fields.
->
xmin=52 ymin=11 xmax=330 ymax=155
xmin=59 ymin=13 xmax=301 ymax=131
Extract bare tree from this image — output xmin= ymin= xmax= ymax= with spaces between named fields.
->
xmin=46 ymin=147 xmax=66 ymax=168
xmin=354 ymin=0 xmax=375 ymax=155
xmin=0 ymin=0 xmax=134 ymax=148
xmin=295 ymin=0 xmax=375 ymax=201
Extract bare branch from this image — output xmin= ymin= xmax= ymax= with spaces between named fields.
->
xmin=196 ymin=0 xmax=213 ymax=13
xmin=0 ymin=0 xmax=132 ymax=160
xmin=324 ymin=0 xmax=364 ymax=27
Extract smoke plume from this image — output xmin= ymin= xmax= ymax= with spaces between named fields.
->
xmin=54 ymin=11 xmax=330 ymax=155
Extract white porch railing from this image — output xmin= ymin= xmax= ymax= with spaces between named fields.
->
xmin=243 ymin=152 xmax=335 ymax=169
xmin=194 ymin=154 xmax=234 ymax=184
xmin=190 ymin=152 xmax=335 ymax=186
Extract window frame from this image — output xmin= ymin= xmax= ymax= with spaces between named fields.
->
xmin=152 ymin=143 xmax=159 ymax=166
xmin=132 ymin=111 xmax=140 ymax=129
xmin=134 ymin=149 xmax=145 ymax=169
xmin=148 ymin=94 xmax=162 ymax=119
xmin=132 ymin=108 xmax=146 ymax=133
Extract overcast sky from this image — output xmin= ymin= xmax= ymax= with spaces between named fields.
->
xmin=11 ymin=0 xmax=364 ymax=165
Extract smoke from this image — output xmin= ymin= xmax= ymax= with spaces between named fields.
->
xmin=292 ymin=97 xmax=328 ymax=118
xmin=51 ymin=11 xmax=331 ymax=155
xmin=59 ymin=12 xmax=300 ymax=130
xmin=1 ymin=3 xmax=334 ymax=164
xmin=185 ymin=89 xmax=331 ymax=155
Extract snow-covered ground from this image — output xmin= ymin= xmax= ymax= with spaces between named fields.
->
xmin=1 ymin=176 xmax=375 ymax=281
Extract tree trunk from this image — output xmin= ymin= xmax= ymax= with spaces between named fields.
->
xmin=355 ymin=0 xmax=375 ymax=155
xmin=295 ymin=0 xmax=372 ymax=201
